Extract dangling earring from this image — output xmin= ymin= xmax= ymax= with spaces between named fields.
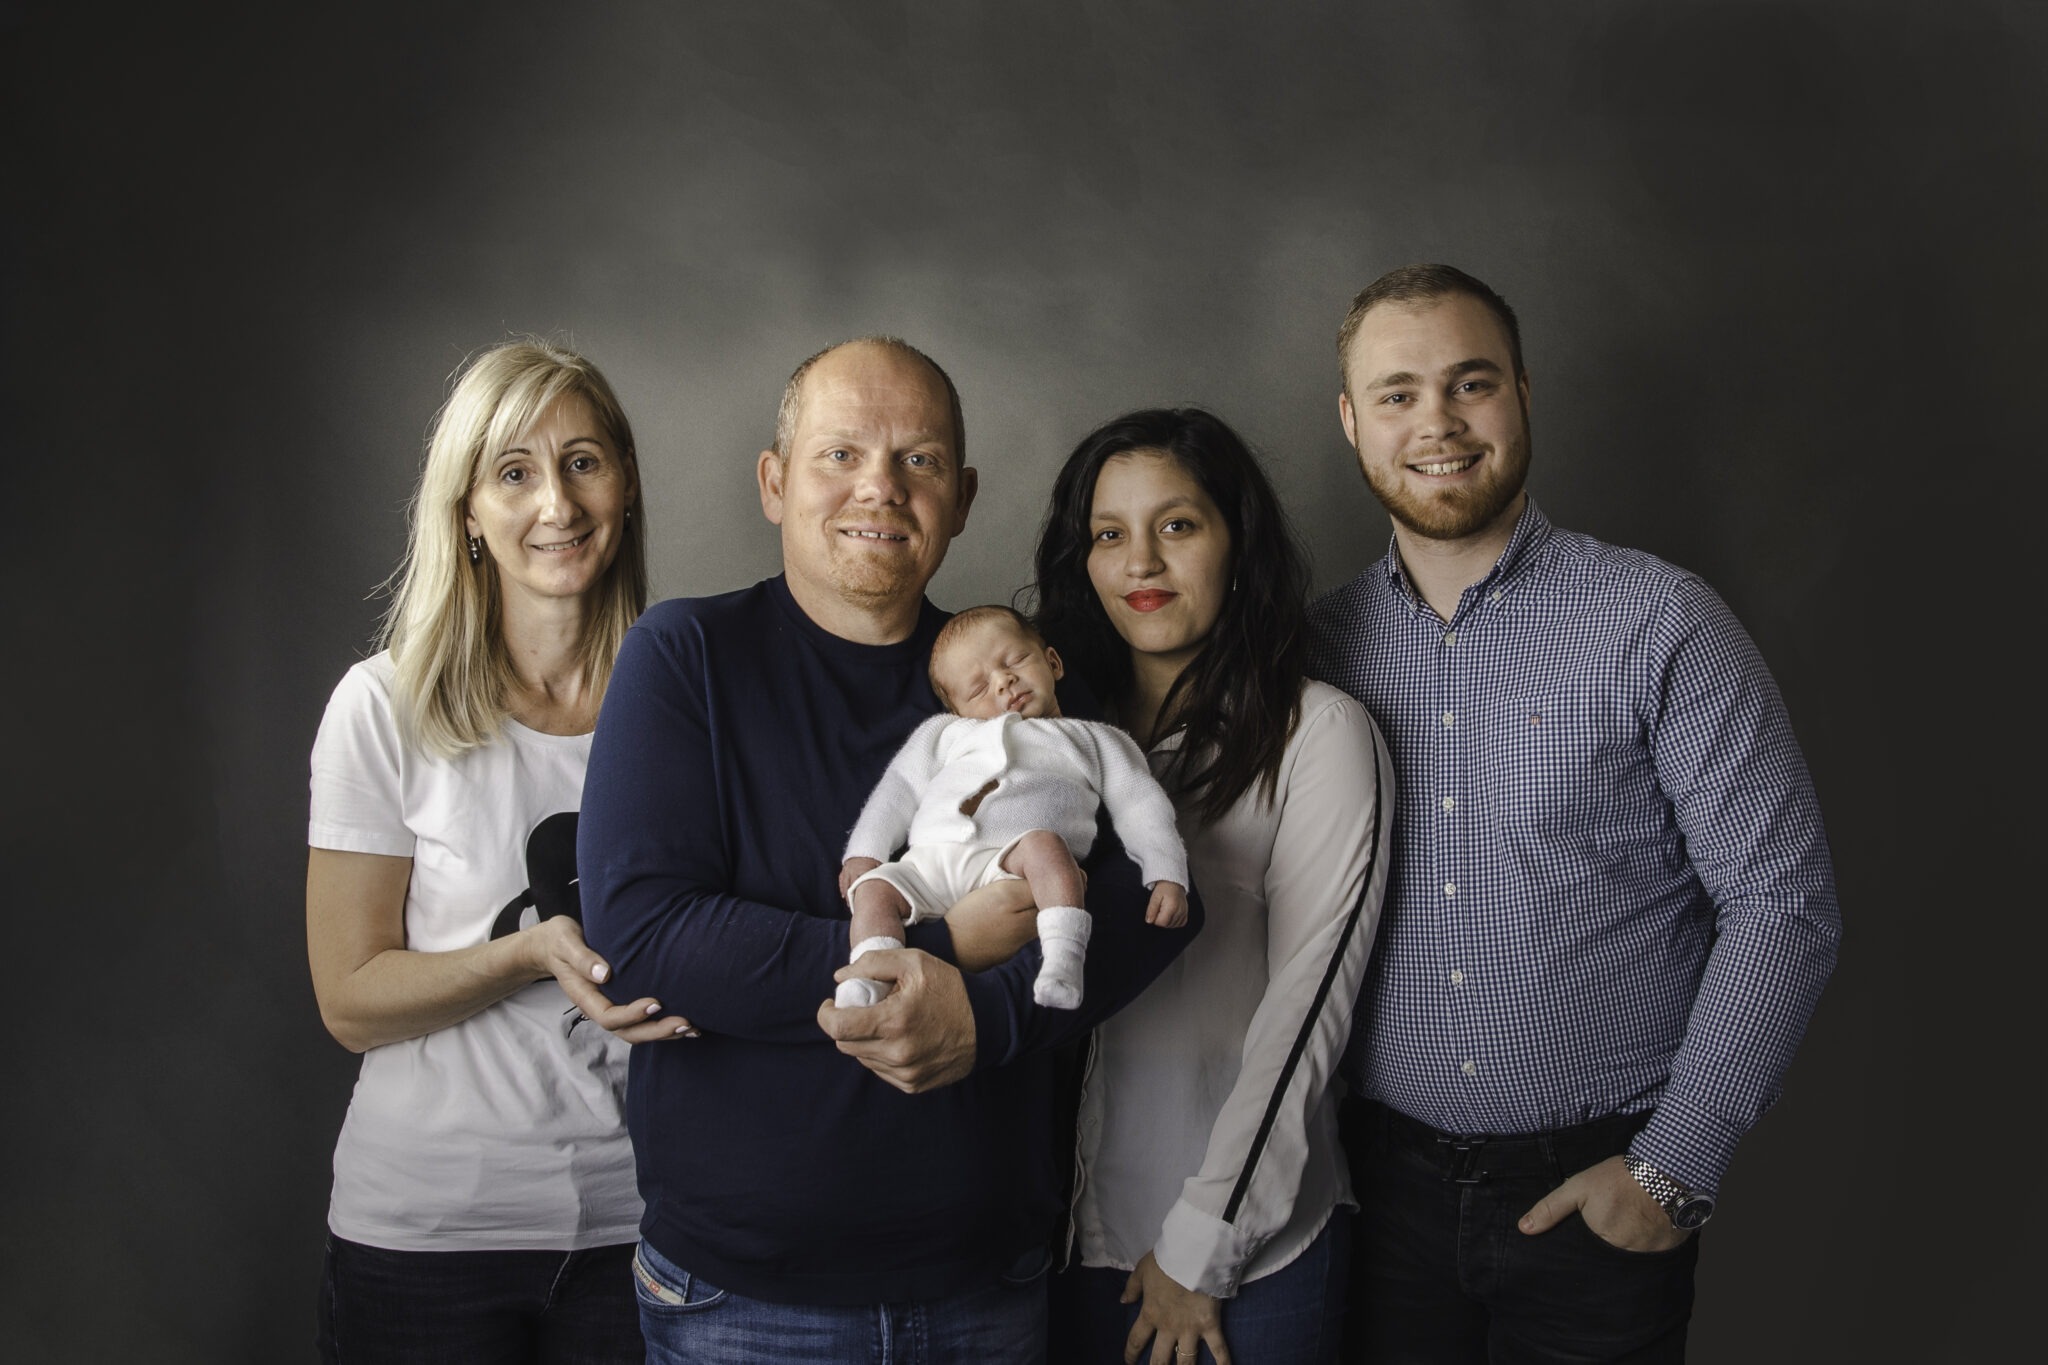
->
xmin=467 ymin=535 xmax=482 ymax=565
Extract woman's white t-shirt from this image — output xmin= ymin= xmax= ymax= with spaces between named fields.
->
xmin=308 ymin=653 xmax=641 ymax=1252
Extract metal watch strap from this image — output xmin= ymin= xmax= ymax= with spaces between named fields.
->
xmin=1625 ymin=1155 xmax=1713 ymax=1228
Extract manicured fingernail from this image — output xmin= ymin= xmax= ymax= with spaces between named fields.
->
xmin=591 ymin=963 xmax=610 ymax=983
xmin=678 ymin=1025 xmax=699 ymax=1037
xmin=644 ymin=1001 xmax=662 ymax=1015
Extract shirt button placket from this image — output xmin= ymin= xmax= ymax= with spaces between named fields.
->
xmin=1436 ymin=610 xmax=1474 ymax=1121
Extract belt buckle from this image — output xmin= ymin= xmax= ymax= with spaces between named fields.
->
xmin=1438 ymin=1135 xmax=1488 ymax=1185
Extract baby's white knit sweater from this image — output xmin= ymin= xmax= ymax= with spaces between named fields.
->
xmin=843 ymin=712 xmax=1189 ymax=890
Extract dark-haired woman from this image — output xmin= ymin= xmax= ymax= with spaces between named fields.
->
xmin=1038 ymin=409 xmax=1394 ymax=1365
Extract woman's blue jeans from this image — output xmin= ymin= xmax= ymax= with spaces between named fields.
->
xmin=1047 ymin=1214 xmax=1351 ymax=1364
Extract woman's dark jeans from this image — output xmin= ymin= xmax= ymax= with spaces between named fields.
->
xmin=318 ymin=1234 xmax=643 ymax=1364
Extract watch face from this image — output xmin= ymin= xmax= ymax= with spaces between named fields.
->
xmin=1672 ymin=1195 xmax=1715 ymax=1230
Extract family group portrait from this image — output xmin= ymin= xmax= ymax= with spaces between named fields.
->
xmin=9 ymin=1 xmax=2034 ymax=1361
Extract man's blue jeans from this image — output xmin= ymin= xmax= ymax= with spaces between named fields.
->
xmin=631 ymin=1237 xmax=1049 ymax=1364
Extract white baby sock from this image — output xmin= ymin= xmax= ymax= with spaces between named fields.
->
xmin=1033 ymin=906 xmax=1092 ymax=1010
xmin=833 ymin=936 xmax=904 ymax=1009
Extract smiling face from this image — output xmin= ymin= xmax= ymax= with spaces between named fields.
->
xmin=1085 ymin=449 xmax=1234 ymax=681
xmin=931 ymin=613 xmax=1066 ymax=720
xmin=758 ymin=342 xmax=976 ymax=639
xmin=1338 ymin=292 xmax=1532 ymax=547
xmin=465 ymin=391 xmax=636 ymax=613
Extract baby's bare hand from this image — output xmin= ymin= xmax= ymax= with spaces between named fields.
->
xmin=839 ymin=857 xmax=882 ymax=901
xmin=1147 ymin=882 xmax=1189 ymax=928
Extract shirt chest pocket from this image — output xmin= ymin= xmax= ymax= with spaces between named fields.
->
xmin=1481 ymin=692 xmax=1644 ymax=844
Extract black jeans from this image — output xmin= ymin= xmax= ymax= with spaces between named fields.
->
xmin=1341 ymin=1099 xmax=1698 ymax=1365
xmin=318 ymin=1234 xmax=644 ymax=1364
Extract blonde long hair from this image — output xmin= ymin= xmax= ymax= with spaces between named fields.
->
xmin=378 ymin=340 xmax=649 ymax=757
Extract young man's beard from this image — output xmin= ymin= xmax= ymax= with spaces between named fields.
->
xmin=1368 ymin=427 xmax=1532 ymax=542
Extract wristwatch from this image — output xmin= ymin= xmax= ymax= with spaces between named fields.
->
xmin=1624 ymin=1155 xmax=1716 ymax=1230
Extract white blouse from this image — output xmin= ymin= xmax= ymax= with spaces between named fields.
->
xmin=1070 ymin=681 xmax=1394 ymax=1296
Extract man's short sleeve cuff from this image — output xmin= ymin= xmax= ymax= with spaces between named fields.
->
xmin=1154 ymin=1200 xmax=1253 ymax=1299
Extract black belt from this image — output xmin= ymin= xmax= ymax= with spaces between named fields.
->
xmin=1365 ymin=1100 xmax=1649 ymax=1186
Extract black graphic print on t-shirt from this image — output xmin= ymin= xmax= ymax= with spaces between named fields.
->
xmin=489 ymin=810 xmax=582 ymax=940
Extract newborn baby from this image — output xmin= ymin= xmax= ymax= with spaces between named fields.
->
xmin=836 ymin=605 xmax=1189 ymax=1010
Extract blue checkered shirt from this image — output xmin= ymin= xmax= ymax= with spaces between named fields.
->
xmin=1308 ymin=500 xmax=1839 ymax=1193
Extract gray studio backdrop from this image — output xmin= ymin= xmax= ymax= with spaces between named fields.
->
xmin=8 ymin=1 xmax=2036 ymax=1360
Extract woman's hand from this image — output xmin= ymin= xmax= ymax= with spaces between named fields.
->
xmin=523 ymin=915 xmax=698 ymax=1044
xmin=943 ymin=877 xmax=1042 ymax=972
xmin=309 ymin=848 xmax=697 ymax=1049
xmin=1121 ymin=1252 xmax=1230 ymax=1365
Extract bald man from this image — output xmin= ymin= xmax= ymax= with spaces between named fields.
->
xmin=581 ymin=337 xmax=1197 ymax=1363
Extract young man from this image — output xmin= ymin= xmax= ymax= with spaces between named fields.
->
xmin=578 ymin=337 xmax=1197 ymax=1363
xmin=1309 ymin=265 xmax=1840 ymax=1362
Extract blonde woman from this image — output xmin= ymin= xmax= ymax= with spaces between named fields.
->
xmin=307 ymin=341 xmax=683 ymax=1363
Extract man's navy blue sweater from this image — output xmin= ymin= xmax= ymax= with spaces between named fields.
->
xmin=579 ymin=577 xmax=1199 ymax=1305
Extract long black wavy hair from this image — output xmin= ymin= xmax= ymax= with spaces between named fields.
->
xmin=1028 ymin=408 xmax=1310 ymax=825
